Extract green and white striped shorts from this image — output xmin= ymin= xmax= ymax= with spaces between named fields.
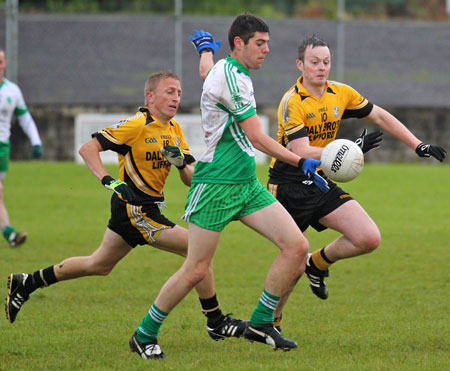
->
xmin=183 ymin=178 xmax=276 ymax=232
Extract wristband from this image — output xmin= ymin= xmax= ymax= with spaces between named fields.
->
xmin=297 ymin=158 xmax=305 ymax=169
xmin=200 ymin=48 xmax=213 ymax=54
xmin=177 ymin=161 xmax=187 ymax=170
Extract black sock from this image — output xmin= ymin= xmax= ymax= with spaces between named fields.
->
xmin=199 ymin=294 xmax=224 ymax=326
xmin=25 ymin=266 xmax=58 ymax=295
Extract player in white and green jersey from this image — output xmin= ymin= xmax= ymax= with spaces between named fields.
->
xmin=6 ymin=73 xmax=246 ymax=350
xmin=132 ymin=15 xmax=329 ymax=359
xmin=191 ymin=55 xmax=258 ymax=184
xmin=0 ymin=49 xmax=43 ymax=247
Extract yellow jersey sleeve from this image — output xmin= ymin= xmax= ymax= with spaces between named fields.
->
xmin=95 ymin=112 xmax=146 ymax=154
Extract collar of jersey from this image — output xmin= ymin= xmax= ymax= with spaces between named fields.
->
xmin=0 ymin=79 xmax=5 ymax=89
xmin=226 ymin=56 xmax=250 ymax=76
xmin=139 ymin=106 xmax=173 ymax=126
xmin=296 ymin=76 xmax=331 ymax=97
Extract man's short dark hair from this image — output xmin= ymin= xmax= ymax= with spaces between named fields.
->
xmin=228 ymin=13 xmax=269 ymax=51
xmin=297 ymin=35 xmax=330 ymax=61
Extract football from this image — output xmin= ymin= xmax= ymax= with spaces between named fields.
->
xmin=320 ymin=139 xmax=364 ymax=182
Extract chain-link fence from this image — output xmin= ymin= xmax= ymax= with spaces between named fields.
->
xmin=0 ymin=12 xmax=449 ymax=108
xmin=1 ymin=9 xmax=449 ymax=161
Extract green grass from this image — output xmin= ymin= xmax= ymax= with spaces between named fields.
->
xmin=0 ymin=161 xmax=449 ymax=370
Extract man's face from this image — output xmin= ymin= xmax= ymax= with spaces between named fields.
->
xmin=0 ymin=51 xmax=7 ymax=79
xmin=297 ymin=45 xmax=331 ymax=87
xmin=147 ymin=77 xmax=182 ymax=122
xmin=236 ymin=31 xmax=270 ymax=70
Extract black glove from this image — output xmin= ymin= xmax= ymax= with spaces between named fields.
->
xmin=354 ymin=129 xmax=383 ymax=153
xmin=101 ymin=176 xmax=137 ymax=203
xmin=160 ymin=145 xmax=187 ymax=169
xmin=415 ymin=143 xmax=446 ymax=162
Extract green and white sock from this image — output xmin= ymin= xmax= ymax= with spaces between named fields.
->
xmin=136 ymin=303 xmax=168 ymax=342
xmin=250 ymin=289 xmax=280 ymax=326
xmin=2 ymin=225 xmax=15 ymax=242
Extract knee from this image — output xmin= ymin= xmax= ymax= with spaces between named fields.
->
xmin=288 ymin=234 xmax=309 ymax=258
xmin=290 ymin=240 xmax=309 ymax=279
xmin=295 ymin=240 xmax=309 ymax=276
xmin=95 ymin=265 xmax=114 ymax=276
xmin=280 ymin=234 xmax=309 ymax=266
xmin=185 ymin=263 xmax=209 ymax=288
xmin=355 ymin=230 xmax=381 ymax=254
xmin=86 ymin=258 xmax=115 ymax=276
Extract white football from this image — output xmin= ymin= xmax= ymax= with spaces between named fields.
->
xmin=320 ymin=139 xmax=364 ymax=182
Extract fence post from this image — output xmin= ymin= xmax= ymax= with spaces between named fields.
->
xmin=336 ymin=0 xmax=345 ymax=82
xmin=5 ymin=0 xmax=18 ymax=83
xmin=174 ymin=0 xmax=183 ymax=81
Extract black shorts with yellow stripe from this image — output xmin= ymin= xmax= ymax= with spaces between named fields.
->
xmin=267 ymin=178 xmax=353 ymax=233
xmin=107 ymin=193 xmax=175 ymax=247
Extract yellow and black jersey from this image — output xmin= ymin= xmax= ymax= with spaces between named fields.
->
xmin=269 ymin=77 xmax=373 ymax=183
xmin=93 ymin=107 xmax=195 ymax=200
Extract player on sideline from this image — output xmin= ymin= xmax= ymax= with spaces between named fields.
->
xmin=0 ymin=48 xmax=43 ymax=247
xmin=266 ymin=35 xmax=446 ymax=326
xmin=5 ymin=72 xmax=247 ymax=349
xmin=129 ymin=14 xmax=330 ymax=359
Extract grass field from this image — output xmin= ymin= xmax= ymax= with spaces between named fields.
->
xmin=0 ymin=161 xmax=449 ymax=370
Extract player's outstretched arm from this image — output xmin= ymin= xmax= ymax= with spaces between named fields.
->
xmin=366 ymin=105 xmax=446 ymax=162
xmin=240 ymin=115 xmax=329 ymax=192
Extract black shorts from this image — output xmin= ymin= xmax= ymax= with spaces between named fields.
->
xmin=108 ymin=193 xmax=175 ymax=248
xmin=267 ymin=180 xmax=353 ymax=232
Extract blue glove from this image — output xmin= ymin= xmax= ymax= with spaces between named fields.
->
xmin=298 ymin=158 xmax=330 ymax=193
xmin=189 ymin=29 xmax=222 ymax=55
xmin=31 ymin=144 xmax=43 ymax=159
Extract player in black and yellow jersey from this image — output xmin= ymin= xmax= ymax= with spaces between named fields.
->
xmin=267 ymin=36 xmax=446 ymax=326
xmin=5 ymin=72 xmax=246 ymax=354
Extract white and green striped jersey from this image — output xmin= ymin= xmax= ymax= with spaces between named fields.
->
xmin=192 ymin=56 xmax=257 ymax=184
xmin=0 ymin=78 xmax=41 ymax=144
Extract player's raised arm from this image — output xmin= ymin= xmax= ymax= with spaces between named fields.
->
xmin=189 ymin=29 xmax=222 ymax=81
